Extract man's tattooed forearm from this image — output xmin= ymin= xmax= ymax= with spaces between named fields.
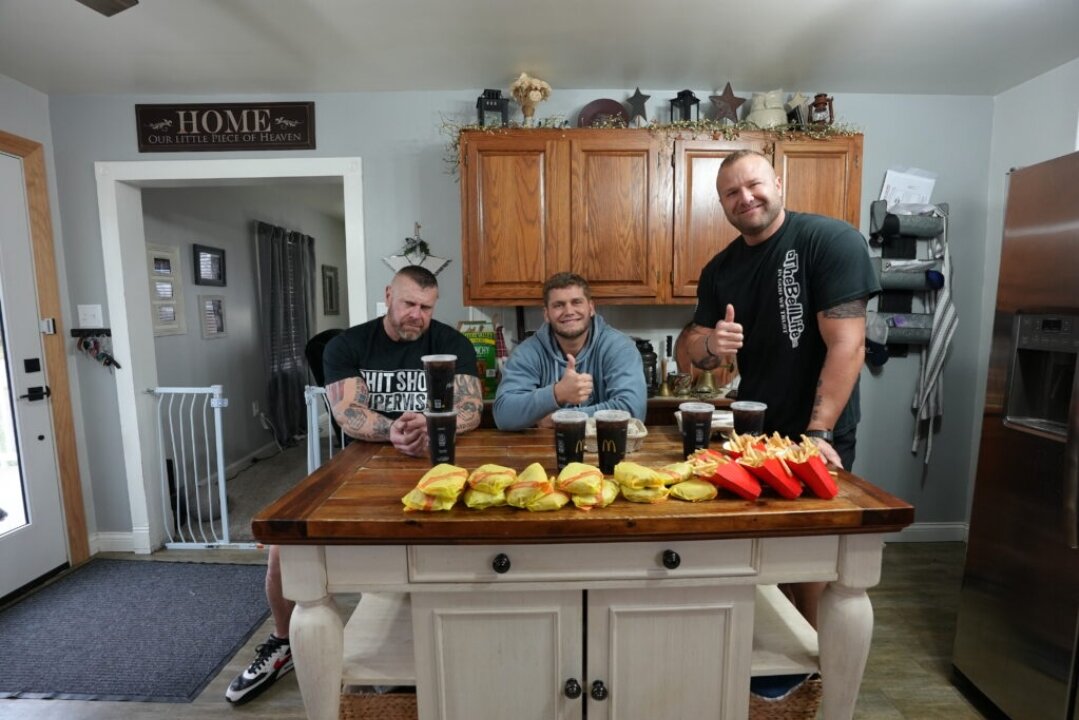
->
xmin=822 ymin=298 xmax=868 ymax=319
xmin=455 ymin=375 xmax=483 ymax=431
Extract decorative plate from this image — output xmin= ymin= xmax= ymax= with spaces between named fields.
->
xmin=578 ymin=99 xmax=630 ymax=128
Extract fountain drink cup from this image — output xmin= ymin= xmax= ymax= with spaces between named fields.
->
xmin=421 ymin=354 xmax=457 ymax=411
xmin=730 ymin=401 xmax=767 ymax=435
xmin=594 ymin=409 xmax=631 ymax=475
xmin=425 ymin=410 xmax=458 ymax=465
xmin=552 ymin=409 xmax=588 ymax=472
xmin=679 ymin=402 xmax=715 ymax=458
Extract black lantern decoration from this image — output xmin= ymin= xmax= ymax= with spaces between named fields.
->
xmin=476 ymin=89 xmax=510 ymax=127
xmin=669 ymin=90 xmax=700 ymax=122
xmin=809 ymin=93 xmax=834 ymax=125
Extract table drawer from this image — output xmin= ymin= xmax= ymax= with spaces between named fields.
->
xmin=409 ymin=539 xmax=758 ymax=583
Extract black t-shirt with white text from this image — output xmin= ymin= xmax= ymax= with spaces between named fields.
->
xmin=322 ymin=318 xmax=478 ymax=420
xmin=693 ymin=212 xmax=880 ymax=437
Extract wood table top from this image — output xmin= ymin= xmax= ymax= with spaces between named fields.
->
xmin=252 ymin=428 xmax=914 ymax=546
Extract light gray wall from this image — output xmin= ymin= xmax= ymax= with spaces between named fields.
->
xmin=142 ymin=185 xmax=348 ymax=466
xmin=31 ymin=63 xmax=1079 ymax=536
xmin=0 ymin=74 xmax=97 ymax=537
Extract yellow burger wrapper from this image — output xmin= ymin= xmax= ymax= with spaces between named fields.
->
xmin=656 ymin=462 xmax=692 ymax=486
xmin=556 ymin=462 xmax=603 ymax=495
xmin=525 ymin=490 xmax=570 ymax=512
xmin=669 ymin=479 xmax=718 ymax=502
xmin=401 ymin=486 xmax=457 ymax=512
xmin=620 ymin=484 xmax=670 ymax=504
xmin=506 ymin=462 xmax=554 ymax=508
xmin=467 ymin=464 xmax=518 ymax=494
xmin=613 ymin=461 xmax=666 ymax=489
xmin=571 ymin=478 xmax=620 ymax=510
xmin=462 ymin=487 xmax=507 ymax=510
xmin=416 ymin=463 xmax=469 ymax=499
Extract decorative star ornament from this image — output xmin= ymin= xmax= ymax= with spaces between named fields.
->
xmin=709 ymin=82 xmax=746 ymax=123
xmin=627 ymin=87 xmax=650 ymax=125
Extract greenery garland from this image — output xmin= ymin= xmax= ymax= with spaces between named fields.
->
xmin=441 ymin=115 xmax=861 ymax=175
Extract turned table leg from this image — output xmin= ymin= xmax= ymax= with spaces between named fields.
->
xmin=817 ymin=534 xmax=884 ymax=720
xmin=280 ymin=546 xmax=343 ymax=720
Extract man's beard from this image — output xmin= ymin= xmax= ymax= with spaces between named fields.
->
xmin=552 ymin=319 xmax=590 ymax=342
xmin=730 ymin=198 xmax=781 ymax=237
xmin=389 ymin=315 xmax=425 ymax=341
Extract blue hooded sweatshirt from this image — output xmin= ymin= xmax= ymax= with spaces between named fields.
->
xmin=493 ymin=314 xmax=647 ymax=431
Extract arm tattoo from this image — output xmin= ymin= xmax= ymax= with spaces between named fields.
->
xmin=822 ymin=297 xmax=868 ymax=319
xmin=326 ymin=377 xmax=391 ymax=441
xmin=454 ymin=375 xmax=483 ymax=432
xmin=810 ymin=379 xmax=823 ymax=424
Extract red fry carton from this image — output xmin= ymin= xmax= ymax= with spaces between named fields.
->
xmin=708 ymin=461 xmax=761 ymax=501
xmin=788 ymin=455 xmax=838 ymax=499
xmin=740 ymin=457 xmax=803 ymax=499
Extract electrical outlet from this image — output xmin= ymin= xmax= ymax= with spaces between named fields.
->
xmin=251 ymin=401 xmax=259 ymax=417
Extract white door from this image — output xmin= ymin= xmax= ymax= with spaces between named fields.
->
xmin=0 ymin=151 xmax=68 ymax=598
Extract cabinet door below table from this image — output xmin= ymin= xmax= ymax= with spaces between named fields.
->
xmin=587 ymin=585 xmax=755 ymax=720
xmin=412 ymin=590 xmax=583 ymax=720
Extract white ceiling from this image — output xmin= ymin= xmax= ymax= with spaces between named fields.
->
xmin=1 ymin=0 xmax=1078 ymax=97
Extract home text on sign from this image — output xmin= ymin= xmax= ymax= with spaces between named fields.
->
xmin=135 ymin=102 xmax=315 ymax=152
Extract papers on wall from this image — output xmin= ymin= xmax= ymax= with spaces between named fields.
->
xmin=880 ymin=167 xmax=937 ymax=210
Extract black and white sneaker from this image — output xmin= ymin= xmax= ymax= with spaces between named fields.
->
xmin=225 ymin=634 xmax=294 ymax=705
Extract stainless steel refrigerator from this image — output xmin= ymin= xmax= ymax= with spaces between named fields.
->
xmin=953 ymin=150 xmax=1079 ymax=720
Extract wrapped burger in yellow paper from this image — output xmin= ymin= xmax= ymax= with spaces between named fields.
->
xmin=526 ymin=490 xmax=570 ymax=512
xmin=556 ymin=462 xmax=603 ymax=496
xmin=506 ymin=463 xmax=554 ymax=508
xmin=402 ymin=463 xmax=468 ymax=511
xmin=467 ymin=464 xmax=518 ymax=494
xmin=402 ymin=487 xmax=458 ymax=512
xmin=620 ymin=483 xmax=670 ymax=504
xmin=571 ymin=478 xmax=620 ymax=510
xmin=613 ymin=461 xmax=665 ymax=489
xmin=669 ymin=479 xmax=718 ymax=502
xmin=655 ymin=461 xmax=692 ymax=486
xmin=462 ymin=487 xmax=507 ymax=509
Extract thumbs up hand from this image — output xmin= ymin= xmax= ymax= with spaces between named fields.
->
xmin=708 ymin=304 xmax=744 ymax=356
xmin=554 ymin=354 xmax=594 ymax=406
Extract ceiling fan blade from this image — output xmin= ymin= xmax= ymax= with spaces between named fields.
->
xmin=74 ymin=0 xmax=139 ymax=17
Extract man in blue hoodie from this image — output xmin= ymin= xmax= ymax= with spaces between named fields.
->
xmin=494 ymin=273 xmax=647 ymax=430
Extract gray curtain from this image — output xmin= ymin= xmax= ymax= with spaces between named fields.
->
xmin=255 ymin=221 xmax=316 ymax=446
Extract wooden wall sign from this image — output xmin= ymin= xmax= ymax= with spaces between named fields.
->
xmin=135 ymin=102 xmax=315 ymax=152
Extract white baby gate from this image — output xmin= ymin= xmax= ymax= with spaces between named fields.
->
xmin=151 ymin=384 xmax=250 ymax=549
xmin=305 ymin=386 xmax=345 ymax=474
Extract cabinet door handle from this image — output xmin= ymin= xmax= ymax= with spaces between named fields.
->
xmin=563 ymin=678 xmax=582 ymax=699
xmin=492 ymin=553 xmax=511 ymax=574
xmin=590 ymin=679 xmax=609 ymax=701
xmin=661 ymin=549 xmax=681 ymax=569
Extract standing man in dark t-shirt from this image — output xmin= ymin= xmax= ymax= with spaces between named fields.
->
xmin=226 ymin=266 xmax=481 ymax=706
xmin=685 ymin=149 xmax=879 ymax=628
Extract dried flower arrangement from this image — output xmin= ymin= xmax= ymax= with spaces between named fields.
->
xmin=509 ymin=72 xmax=552 ymax=125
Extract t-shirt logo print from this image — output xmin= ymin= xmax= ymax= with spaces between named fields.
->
xmin=360 ymin=369 xmax=428 ymax=414
xmin=777 ymin=250 xmax=805 ymax=348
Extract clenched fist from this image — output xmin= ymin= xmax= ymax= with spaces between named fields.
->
xmin=553 ymin=354 xmax=593 ymax=406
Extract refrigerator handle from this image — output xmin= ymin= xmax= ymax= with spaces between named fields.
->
xmin=1067 ymin=368 xmax=1079 ymax=549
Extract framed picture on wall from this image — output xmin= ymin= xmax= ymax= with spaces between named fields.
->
xmin=199 ymin=295 xmax=227 ymax=339
xmin=147 ymin=243 xmax=186 ymax=336
xmin=322 ymin=265 xmax=340 ymax=315
xmin=193 ymin=243 xmax=226 ymax=286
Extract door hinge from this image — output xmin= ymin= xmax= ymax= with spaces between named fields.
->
xmin=40 ymin=318 xmax=56 ymax=335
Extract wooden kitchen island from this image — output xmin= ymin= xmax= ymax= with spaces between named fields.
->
xmin=252 ymin=427 xmax=913 ymax=720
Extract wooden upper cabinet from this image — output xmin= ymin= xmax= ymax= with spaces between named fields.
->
xmin=460 ymin=131 xmax=569 ymax=304
xmin=774 ymin=134 xmax=863 ymax=229
xmin=568 ymin=133 xmax=668 ymax=300
xmin=671 ymin=137 xmax=770 ymax=300
xmin=458 ymin=129 xmax=863 ymax=306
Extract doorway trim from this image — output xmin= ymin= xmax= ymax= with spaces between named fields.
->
xmin=94 ymin=157 xmax=366 ymax=553
xmin=0 ymin=130 xmax=89 ymax=565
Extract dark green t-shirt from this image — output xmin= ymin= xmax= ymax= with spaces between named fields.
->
xmin=693 ymin=211 xmax=880 ymax=437
xmin=322 ymin=318 xmax=478 ymax=420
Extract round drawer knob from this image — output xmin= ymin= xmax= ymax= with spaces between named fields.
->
xmin=661 ymin=549 xmax=681 ymax=569
xmin=564 ymin=678 xmax=582 ymax=699
xmin=590 ymin=679 xmax=609 ymax=701
xmin=492 ymin=553 xmax=511 ymax=574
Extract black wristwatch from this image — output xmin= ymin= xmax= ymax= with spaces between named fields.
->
xmin=804 ymin=429 xmax=834 ymax=443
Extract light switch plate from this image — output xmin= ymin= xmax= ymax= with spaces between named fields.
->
xmin=376 ymin=302 xmax=387 ymax=317
xmin=77 ymin=304 xmax=103 ymax=328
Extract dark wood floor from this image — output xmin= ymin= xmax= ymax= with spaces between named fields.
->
xmin=0 ymin=542 xmax=988 ymax=719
